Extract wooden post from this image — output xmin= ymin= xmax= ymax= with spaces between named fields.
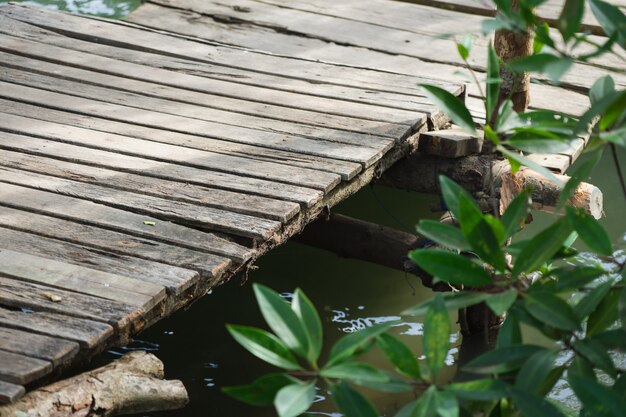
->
xmin=494 ymin=0 xmax=534 ymax=112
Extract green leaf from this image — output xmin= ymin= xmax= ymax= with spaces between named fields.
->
xmin=376 ymin=333 xmax=421 ymax=379
xmin=395 ymin=399 xmax=418 ymax=417
xmin=601 ymin=126 xmax=626 ymax=147
xmin=321 ymin=362 xmax=390 ymax=385
xmin=274 ymin=381 xmax=316 ymax=417
xmin=423 ymin=294 xmax=450 ymax=376
xmin=457 ymin=34 xmax=473 ymax=60
xmin=439 ymin=176 xmax=478 ymax=219
xmin=558 ymin=147 xmax=604 ymax=209
xmin=590 ymin=329 xmax=626 ymax=351
xmin=569 ymin=356 xmax=597 ymax=380
xmin=620 ymin=286 xmax=626 ymax=333
xmin=358 ymin=377 xmax=413 ymax=393
xmin=569 ymin=375 xmax=626 ymax=417
xmin=403 ymin=291 xmax=490 ymax=316
xmin=458 ymin=195 xmax=507 ymax=272
xmin=226 ymin=325 xmax=303 ymax=370
xmin=499 ymin=146 xmax=565 ymax=187
xmin=590 ymin=75 xmax=616 ymax=105
xmin=557 ymin=0 xmax=584 ymax=41
xmin=416 ymin=220 xmax=470 ymax=251
xmin=574 ymin=338 xmax=616 ymax=378
xmin=436 ymin=390 xmax=459 ymax=417
xmin=501 ymin=190 xmax=531 ymax=239
xmin=143 ymin=220 xmax=156 ymax=226
xmin=446 ymin=379 xmax=509 ymax=401
xmin=509 ymin=53 xmax=573 ymax=83
xmin=420 ymin=84 xmax=476 ymax=135
xmin=574 ymin=281 xmax=612 ymax=320
xmin=330 ymin=382 xmax=379 ymax=417
xmin=507 ymin=132 xmax=575 ymax=153
xmin=327 ymin=321 xmax=397 ymax=366
xmin=465 ymin=345 xmax=546 ymax=374
xmin=486 ymin=44 xmax=500 ymax=125
xmin=486 ymin=289 xmax=518 ymax=316
xmin=552 ymin=266 xmax=605 ymax=291
xmin=515 ymin=349 xmax=558 ymax=393
xmin=411 ymin=386 xmax=438 ymax=417
xmin=512 ymin=217 xmax=573 ymax=277
xmin=565 ymin=207 xmax=612 ymax=256
xmin=523 ymin=292 xmax=580 ymax=331
xmin=587 ymin=288 xmax=620 ymax=336
xmin=254 ymin=284 xmax=309 ymax=358
xmin=292 ymin=288 xmax=323 ymax=363
xmin=497 ymin=313 xmax=522 ymax=348
xmin=536 ymin=365 xmax=567 ymax=397
xmin=222 ymin=373 xmax=297 ymax=406
xmin=409 ymin=250 xmax=492 ymax=287
xmin=589 ymin=0 xmax=626 ymax=48
xmin=510 ymin=387 xmax=568 ymax=417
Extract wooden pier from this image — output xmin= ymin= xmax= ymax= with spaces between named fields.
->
xmin=0 ymin=0 xmax=619 ymax=403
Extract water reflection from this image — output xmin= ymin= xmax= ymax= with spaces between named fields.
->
xmin=1 ymin=0 xmax=140 ymax=18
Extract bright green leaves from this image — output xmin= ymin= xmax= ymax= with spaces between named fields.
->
xmin=292 ymin=289 xmax=323 ymax=364
xmin=486 ymin=44 xmax=501 ymax=126
xmin=321 ymin=362 xmax=390 ymax=385
xmin=439 ymin=176 xmax=476 ymax=219
xmin=409 ymin=250 xmax=492 ymax=287
xmin=512 ymin=216 xmax=573 ymax=277
xmin=565 ymin=207 xmax=613 ymax=256
xmin=376 ymin=333 xmax=421 ymax=379
xmin=422 ymin=295 xmax=450 ymax=376
xmin=254 ymin=284 xmax=310 ymax=360
xmin=557 ymin=0 xmax=584 ymax=41
xmin=416 ymin=220 xmax=469 ymax=252
xmin=330 ymin=382 xmax=379 ymax=417
xmin=457 ymin=34 xmax=473 ymax=60
xmin=501 ymin=189 xmax=531 ymax=239
xmin=223 ymin=373 xmax=297 ymax=406
xmin=524 ymin=292 xmax=581 ymax=331
xmin=509 ymin=53 xmax=573 ymax=84
xmin=327 ymin=321 xmax=397 ymax=367
xmin=275 ymin=381 xmax=316 ymax=417
xmin=420 ymin=85 xmax=476 ymax=135
xmin=226 ymin=325 xmax=303 ymax=370
xmin=589 ymin=0 xmax=626 ymax=49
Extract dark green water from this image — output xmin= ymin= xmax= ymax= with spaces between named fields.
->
xmin=2 ymin=0 xmax=625 ymax=415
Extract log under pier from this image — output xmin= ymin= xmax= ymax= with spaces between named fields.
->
xmin=0 ymin=0 xmax=618 ymax=405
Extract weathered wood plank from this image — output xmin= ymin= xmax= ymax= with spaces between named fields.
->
xmin=0 ymin=109 xmax=342 ymax=192
xmin=0 ymin=380 xmax=25 ymax=404
xmin=0 ymin=306 xmax=113 ymax=349
xmin=0 ymin=276 xmax=139 ymax=333
xmin=0 ymin=167 xmax=283 ymax=242
xmin=0 ymin=207 xmax=230 ymax=281
xmin=0 ymin=182 xmax=253 ymax=262
xmin=0 ymin=81 xmax=386 ymax=169
xmin=0 ymin=326 xmax=79 ymax=367
xmin=0 ymin=150 xmax=300 ymax=223
xmin=0 ymin=226 xmax=198 ymax=295
xmin=0 ymin=35 xmax=434 ymax=122
xmin=0 ymin=99 xmax=364 ymax=182
xmin=418 ymin=127 xmax=483 ymax=158
xmin=526 ymin=153 xmax=571 ymax=174
xmin=0 ymin=350 xmax=52 ymax=385
xmin=0 ymin=249 xmax=164 ymax=312
xmin=0 ymin=130 xmax=323 ymax=209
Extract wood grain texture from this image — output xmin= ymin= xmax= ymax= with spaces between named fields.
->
xmin=0 ymin=226 xmax=198 ymax=295
xmin=0 ymin=306 xmax=114 ymax=349
xmin=0 ymin=207 xmax=231 ymax=281
xmin=0 ymin=381 xmax=25 ymax=404
xmin=0 ymin=182 xmax=253 ymax=262
xmin=0 ymin=350 xmax=52 ymax=385
xmin=0 ymin=326 xmax=79 ymax=367
xmin=0 ymin=249 xmax=164 ymax=312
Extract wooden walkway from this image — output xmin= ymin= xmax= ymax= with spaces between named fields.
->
xmin=0 ymin=0 xmax=619 ymax=403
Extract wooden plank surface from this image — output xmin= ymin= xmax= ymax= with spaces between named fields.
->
xmin=0 ymin=306 xmax=114 ymax=349
xmin=0 ymin=381 xmax=25 ymax=404
xmin=0 ymin=226 xmax=199 ymax=295
xmin=0 ymin=129 xmax=323 ymax=208
xmin=0 ymin=249 xmax=165 ymax=312
xmin=0 ymin=350 xmax=52 ymax=385
xmin=0 ymin=99 xmax=364 ymax=183
xmin=0 ymin=207 xmax=231 ymax=280
xmin=0 ymin=326 xmax=79 ymax=367
xmin=0 ymin=182 xmax=253 ymax=262
xmin=0 ymin=150 xmax=300 ymax=223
